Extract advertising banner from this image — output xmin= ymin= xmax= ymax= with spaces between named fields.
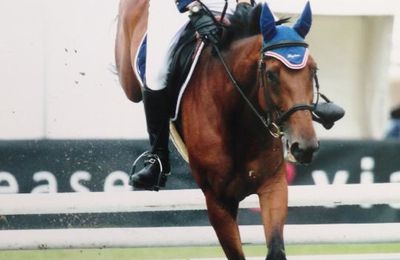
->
xmin=1 ymin=140 xmax=399 ymax=228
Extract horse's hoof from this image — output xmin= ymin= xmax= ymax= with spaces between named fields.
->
xmin=266 ymin=249 xmax=287 ymax=260
xmin=266 ymin=256 xmax=287 ymax=260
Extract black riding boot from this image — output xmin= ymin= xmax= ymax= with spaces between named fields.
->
xmin=129 ymin=87 xmax=171 ymax=191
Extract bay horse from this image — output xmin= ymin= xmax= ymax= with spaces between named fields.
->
xmin=115 ymin=1 xmax=344 ymax=259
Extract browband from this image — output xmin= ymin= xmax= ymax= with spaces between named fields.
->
xmin=262 ymin=41 xmax=309 ymax=53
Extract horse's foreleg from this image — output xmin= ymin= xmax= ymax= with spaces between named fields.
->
xmin=258 ymin=167 xmax=288 ymax=260
xmin=204 ymin=191 xmax=245 ymax=260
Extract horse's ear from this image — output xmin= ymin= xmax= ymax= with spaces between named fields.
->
xmin=293 ymin=1 xmax=312 ymax=38
xmin=249 ymin=4 xmax=262 ymax=34
xmin=260 ymin=3 xmax=276 ymax=42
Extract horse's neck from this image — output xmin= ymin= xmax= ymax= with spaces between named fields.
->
xmin=226 ymin=35 xmax=262 ymax=90
xmin=204 ymin=35 xmax=262 ymax=107
xmin=224 ymin=35 xmax=263 ymax=114
xmin=181 ymin=34 xmax=274 ymax=150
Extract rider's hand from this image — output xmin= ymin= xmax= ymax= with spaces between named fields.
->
xmin=188 ymin=3 xmax=221 ymax=45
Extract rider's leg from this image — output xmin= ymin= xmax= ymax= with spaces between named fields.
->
xmin=129 ymin=85 xmax=171 ymax=190
xmin=130 ymin=0 xmax=240 ymax=190
xmin=130 ymin=1 xmax=187 ymax=190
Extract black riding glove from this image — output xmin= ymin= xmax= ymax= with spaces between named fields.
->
xmin=189 ymin=7 xmax=221 ymax=45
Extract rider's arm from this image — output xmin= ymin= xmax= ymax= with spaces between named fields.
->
xmin=175 ymin=0 xmax=254 ymax=13
xmin=176 ymin=0 xmax=254 ymax=44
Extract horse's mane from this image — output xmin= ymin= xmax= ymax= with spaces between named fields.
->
xmin=220 ymin=4 xmax=290 ymax=50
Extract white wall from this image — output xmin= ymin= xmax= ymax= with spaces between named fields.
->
xmin=42 ymin=0 xmax=146 ymax=139
xmin=0 ymin=0 xmax=147 ymax=140
xmin=306 ymin=15 xmax=393 ymax=138
xmin=0 ymin=0 xmax=46 ymax=139
xmin=0 ymin=0 xmax=397 ymax=140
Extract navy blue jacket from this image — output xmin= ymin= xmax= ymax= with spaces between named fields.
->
xmin=175 ymin=0 xmax=195 ymax=12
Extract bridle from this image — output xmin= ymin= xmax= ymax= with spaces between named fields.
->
xmin=196 ymin=0 xmax=344 ymax=138
xmin=260 ymin=41 xmax=325 ymax=137
xmin=212 ymin=41 xmax=344 ymax=138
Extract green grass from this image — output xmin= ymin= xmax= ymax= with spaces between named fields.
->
xmin=286 ymin=243 xmax=400 ymax=255
xmin=0 ymin=243 xmax=399 ymax=260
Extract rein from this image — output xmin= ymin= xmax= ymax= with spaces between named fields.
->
xmin=212 ymin=45 xmax=280 ymax=137
xmin=197 ymin=1 xmax=280 ymax=136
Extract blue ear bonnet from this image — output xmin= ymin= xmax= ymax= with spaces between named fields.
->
xmin=263 ymin=26 xmax=309 ymax=69
xmin=260 ymin=2 xmax=312 ymax=69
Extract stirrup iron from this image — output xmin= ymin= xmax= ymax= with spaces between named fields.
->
xmin=130 ymin=151 xmax=170 ymax=191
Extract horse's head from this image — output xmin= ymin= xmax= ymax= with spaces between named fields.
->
xmin=256 ymin=2 xmax=344 ymax=164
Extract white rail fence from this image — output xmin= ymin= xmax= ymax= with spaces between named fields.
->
xmin=0 ymin=183 xmax=400 ymax=250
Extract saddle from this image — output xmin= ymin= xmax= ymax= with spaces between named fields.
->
xmin=136 ymin=23 xmax=201 ymax=121
xmin=166 ymin=23 xmax=200 ymax=163
xmin=166 ymin=23 xmax=202 ymax=120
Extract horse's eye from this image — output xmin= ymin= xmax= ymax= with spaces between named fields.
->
xmin=266 ymin=71 xmax=279 ymax=88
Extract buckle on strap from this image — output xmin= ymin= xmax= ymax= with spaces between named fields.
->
xmin=268 ymin=122 xmax=283 ymax=138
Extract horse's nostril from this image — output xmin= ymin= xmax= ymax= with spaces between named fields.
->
xmin=290 ymin=142 xmax=302 ymax=160
xmin=290 ymin=141 xmax=318 ymax=164
xmin=290 ymin=142 xmax=300 ymax=154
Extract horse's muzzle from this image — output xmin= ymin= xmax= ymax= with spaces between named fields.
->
xmin=289 ymin=140 xmax=319 ymax=164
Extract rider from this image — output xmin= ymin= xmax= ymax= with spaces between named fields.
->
xmin=130 ymin=0 xmax=254 ymax=190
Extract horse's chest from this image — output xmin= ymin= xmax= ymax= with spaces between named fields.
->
xmin=237 ymin=148 xmax=285 ymax=188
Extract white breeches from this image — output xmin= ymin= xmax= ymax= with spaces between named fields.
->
xmin=145 ymin=0 xmax=239 ymax=90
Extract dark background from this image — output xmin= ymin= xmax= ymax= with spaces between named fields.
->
xmin=1 ymin=139 xmax=399 ymax=229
